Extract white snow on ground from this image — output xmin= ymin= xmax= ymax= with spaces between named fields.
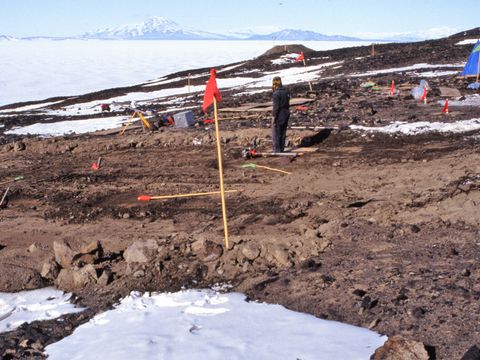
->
xmin=351 ymin=118 xmax=480 ymax=135
xmin=456 ymin=39 xmax=480 ymax=45
xmin=0 ymin=288 xmax=84 ymax=333
xmin=45 ymin=289 xmax=386 ymax=360
xmin=350 ymin=63 xmax=464 ymax=78
xmin=0 ymin=40 xmax=370 ymax=107
xmin=2 ymin=61 xmax=341 ymax=124
xmin=407 ymin=70 xmax=460 ymax=78
xmin=271 ymin=53 xmax=300 ymax=65
xmin=446 ymin=94 xmax=480 ymax=107
xmin=5 ymin=115 xmax=130 ymax=136
xmin=0 ymin=100 xmax=66 ymax=113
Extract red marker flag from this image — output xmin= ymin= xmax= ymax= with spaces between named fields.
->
xmin=202 ymin=68 xmax=222 ymax=112
xmin=296 ymin=52 xmax=305 ymax=62
xmin=442 ymin=99 xmax=449 ymax=114
xmin=390 ymin=80 xmax=395 ymax=95
xmin=421 ymin=86 xmax=427 ymax=103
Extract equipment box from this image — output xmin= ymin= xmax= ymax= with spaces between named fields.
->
xmin=174 ymin=111 xmax=195 ymax=128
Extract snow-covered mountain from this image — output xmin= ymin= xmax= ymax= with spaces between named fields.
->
xmin=247 ymin=29 xmax=361 ymax=41
xmin=81 ymin=16 xmax=363 ymax=41
xmin=0 ymin=35 xmax=17 ymax=41
xmin=82 ymin=16 xmax=229 ymax=40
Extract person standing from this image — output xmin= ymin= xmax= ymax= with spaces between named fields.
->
xmin=271 ymin=76 xmax=290 ymax=153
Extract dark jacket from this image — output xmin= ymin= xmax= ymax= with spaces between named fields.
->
xmin=272 ymin=86 xmax=290 ymax=125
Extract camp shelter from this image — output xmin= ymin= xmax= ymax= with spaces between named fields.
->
xmin=462 ymin=40 xmax=480 ymax=79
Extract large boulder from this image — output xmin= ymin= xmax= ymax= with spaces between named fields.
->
xmin=371 ymin=335 xmax=433 ymax=360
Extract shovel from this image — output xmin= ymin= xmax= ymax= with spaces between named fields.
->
xmin=241 ymin=163 xmax=291 ymax=175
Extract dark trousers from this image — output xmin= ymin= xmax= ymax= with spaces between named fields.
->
xmin=272 ymin=120 xmax=288 ymax=152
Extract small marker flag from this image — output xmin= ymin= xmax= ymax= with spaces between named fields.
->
xmin=442 ymin=99 xmax=449 ymax=114
xmin=390 ymin=80 xmax=395 ymax=95
xmin=296 ymin=52 xmax=305 ymax=62
xmin=202 ymin=69 xmax=222 ymax=112
xmin=421 ymin=86 xmax=427 ymax=103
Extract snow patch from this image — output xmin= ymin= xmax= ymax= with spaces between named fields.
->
xmin=351 ymin=118 xmax=480 ymax=135
xmin=351 ymin=63 xmax=464 ymax=77
xmin=5 ymin=116 xmax=130 ymax=136
xmin=46 ymin=289 xmax=386 ymax=360
xmin=0 ymin=288 xmax=84 ymax=333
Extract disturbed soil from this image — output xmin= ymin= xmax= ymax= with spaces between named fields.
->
xmin=1 ymin=29 xmax=480 ymax=359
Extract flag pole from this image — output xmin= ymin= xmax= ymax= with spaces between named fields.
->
xmin=213 ymin=97 xmax=230 ymax=249
xmin=302 ymin=58 xmax=313 ymax=91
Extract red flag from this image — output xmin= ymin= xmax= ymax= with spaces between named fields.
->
xmin=442 ymin=99 xmax=449 ymax=114
xmin=389 ymin=80 xmax=395 ymax=95
xmin=202 ymin=68 xmax=222 ymax=112
xmin=420 ymin=86 xmax=427 ymax=103
xmin=296 ymin=52 xmax=305 ymax=62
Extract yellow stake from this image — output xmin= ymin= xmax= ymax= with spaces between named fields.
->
xmin=120 ymin=112 xmax=137 ymax=135
xmin=256 ymin=165 xmax=291 ymax=175
xmin=213 ymin=97 xmax=230 ymax=249
xmin=142 ymin=189 xmax=242 ymax=200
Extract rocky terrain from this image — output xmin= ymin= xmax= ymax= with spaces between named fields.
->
xmin=1 ymin=28 xmax=480 ymax=359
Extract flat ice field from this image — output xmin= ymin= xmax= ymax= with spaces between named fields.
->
xmin=0 ymin=39 xmax=370 ymax=107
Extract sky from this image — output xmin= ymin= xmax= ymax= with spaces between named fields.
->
xmin=1 ymin=0 xmax=478 ymax=38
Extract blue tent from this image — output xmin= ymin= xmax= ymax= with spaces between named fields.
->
xmin=462 ymin=40 xmax=480 ymax=77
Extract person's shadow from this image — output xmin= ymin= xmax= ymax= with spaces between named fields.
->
xmin=299 ymin=128 xmax=332 ymax=147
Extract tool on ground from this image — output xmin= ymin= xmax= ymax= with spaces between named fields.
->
xmin=0 ymin=187 xmax=10 ymax=208
xmin=91 ymin=156 xmax=102 ymax=170
xmin=242 ymin=147 xmax=259 ymax=159
xmin=258 ymin=152 xmax=299 ymax=157
xmin=120 ymin=111 xmax=152 ymax=135
xmin=241 ymin=163 xmax=291 ymax=175
xmin=0 ymin=176 xmax=24 ymax=186
xmin=137 ymin=189 xmax=242 ymax=201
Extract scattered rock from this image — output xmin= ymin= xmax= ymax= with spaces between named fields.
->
xmin=241 ymin=242 xmax=261 ymax=261
xmin=13 ymin=141 xmax=26 ymax=152
xmin=123 ymin=239 xmax=160 ymax=264
xmin=40 ymin=259 xmax=60 ymax=280
xmin=97 ymin=269 xmax=113 ymax=287
xmin=461 ymin=345 xmax=480 ymax=360
xmin=371 ymin=335 xmax=433 ymax=360
xmin=53 ymin=241 xmax=76 ymax=270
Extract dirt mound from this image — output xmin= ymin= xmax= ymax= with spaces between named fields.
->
xmin=260 ymin=44 xmax=313 ymax=57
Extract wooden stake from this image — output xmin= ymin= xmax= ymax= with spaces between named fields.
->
xmin=302 ymin=59 xmax=313 ymax=91
xmin=138 ymin=189 xmax=242 ymax=201
xmin=213 ymin=97 xmax=230 ymax=249
xmin=242 ymin=163 xmax=291 ymax=175
xmin=188 ymin=73 xmax=191 ymax=94
xmin=120 ymin=112 xmax=137 ymax=135
xmin=256 ymin=165 xmax=291 ymax=175
xmin=0 ymin=187 xmax=10 ymax=208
